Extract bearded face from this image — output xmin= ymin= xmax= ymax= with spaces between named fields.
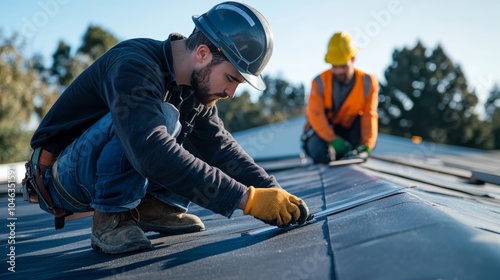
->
xmin=332 ymin=71 xmax=349 ymax=85
xmin=190 ymin=63 xmax=229 ymax=108
xmin=331 ymin=59 xmax=355 ymax=85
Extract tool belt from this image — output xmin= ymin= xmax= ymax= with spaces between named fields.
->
xmin=22 ymin=147 xmax=92 ymax=230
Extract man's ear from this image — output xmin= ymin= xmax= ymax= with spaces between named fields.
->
xmin=195 ymin=44 xmax=212 ymax=63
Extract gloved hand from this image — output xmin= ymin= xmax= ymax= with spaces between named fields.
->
xmin=330 ymin=137 xmax=352 ymax=159
xmin=354 ymin=144 xmax=371 ymax=159
xmin=243 ymin=186 xmax=311 ymax=228
xmin=356 ymin=144 xmax=371 ymax=154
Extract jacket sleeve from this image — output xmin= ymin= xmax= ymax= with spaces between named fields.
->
xmin=361 ymin=74 xmax=379 ymax=149
xmin=102 ymin=55 xmax=247 ymax=218
xmin=306 ymin=78 xmax=336 ymax=143
xmin=183 ymin=106 xmax=280 ymax=189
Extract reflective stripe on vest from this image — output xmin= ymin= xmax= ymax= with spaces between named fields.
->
xmin=363 ymin=73 xmax=371 ymax=98
xmin=314 ymin=75 xmax=324 ymax=98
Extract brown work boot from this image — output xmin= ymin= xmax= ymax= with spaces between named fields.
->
xmin=91 ymin=209 xmax=151 ymax=254
xmin=136 ymin=195 xmax=205 ymax=235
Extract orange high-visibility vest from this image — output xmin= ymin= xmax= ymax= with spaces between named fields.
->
xmin=306 ymin=68 xmax=379 ymax=149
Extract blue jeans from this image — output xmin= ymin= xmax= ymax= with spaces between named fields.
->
xmin=41 ymin=103 xmax=190 ymax=213
xmin=303 ymin=117 xmax=361 ymax=163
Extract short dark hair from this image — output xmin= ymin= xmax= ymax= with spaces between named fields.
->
xmin=186 ymin=29 xmax=228 ymax=66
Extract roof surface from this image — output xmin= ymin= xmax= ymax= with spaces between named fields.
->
xmin=2 ymin=117 xmax=500 ymax=279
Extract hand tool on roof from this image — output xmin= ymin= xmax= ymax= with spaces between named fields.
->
xmin=242 ymin=185 xmax=412 ymax=236
xmin=328 ymin=149 xmax=368 ymax=167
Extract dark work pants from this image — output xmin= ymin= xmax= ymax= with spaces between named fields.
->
xmin=302 ymin=117 xmax=361 ymax=164
xmin=39 ymin=103 xmax=190 ymax=214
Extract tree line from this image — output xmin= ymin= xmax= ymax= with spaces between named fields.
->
xmin=0 ymin=25 xmax=499 ymax=163
xmin=378 ymin=42 xmax=500 ymax=149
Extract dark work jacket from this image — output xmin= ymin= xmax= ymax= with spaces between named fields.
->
xmin=31 ymin=34 xmax=278 ymax=217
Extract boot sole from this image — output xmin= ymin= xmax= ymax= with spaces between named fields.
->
xmin=91 ymin=234 xmax=151 ymax=254
xmin=139 ymin=222 xmax=205 ymax=235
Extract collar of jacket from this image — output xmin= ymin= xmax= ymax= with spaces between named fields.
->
xmin=162 ymin=33 xmax=190 ymax=103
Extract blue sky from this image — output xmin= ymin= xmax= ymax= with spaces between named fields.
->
xmin=1 ymin=0 xmax=499 ymax=106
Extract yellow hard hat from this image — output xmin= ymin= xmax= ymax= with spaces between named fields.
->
xmin=324 ymin=32 xmax=358 ymax=66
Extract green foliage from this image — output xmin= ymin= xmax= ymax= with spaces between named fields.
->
xmin=78 ymin=25 xmax=119 ymax=60
xmin=50 ymin=25 xmax=118 ymax=87
xmin=217 ymin=91 xmax=266 ymax=132
xmin=217 ymin=75 xmax=306 ymax=132
xmin=378 ymin=41 xmax=492 ymax=149
xmin=259 ymin=75 xmax=306 ymax=123
xmin=50 ymin=40 xmax=75 ymax=86
xmin=484 ymin=85 xmax=500 ymax=148
xmin=485 ymin=84 xmax=500 ymax=120
xmin=0 ymin=25 xmax=119 ymax=163
xmin=0 ymin=32 xmax=58 ymax=163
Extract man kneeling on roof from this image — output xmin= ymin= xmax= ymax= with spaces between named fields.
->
xmin=23 ymin=2 xmax=311 ymax=255
xmin=302 ymin=31 xmax=379 ymax=164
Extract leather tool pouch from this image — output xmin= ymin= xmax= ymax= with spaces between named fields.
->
xmin=22 ymin=148 xmax=44 ymax=204
xmin=22 ymin=147 xmax=73 ymax=229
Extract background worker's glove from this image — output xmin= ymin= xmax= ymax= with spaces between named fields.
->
xmin=354 ymin=144 xmax=371 ymax=159
xmin=356 ymin=144 xmax=371 ymax=154
xmin=330 ymin=137 xmax=352 ymax=159
xmin=243 ymin=186 xmax=311 ymax=228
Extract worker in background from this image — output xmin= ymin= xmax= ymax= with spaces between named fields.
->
xmin=302 ymin=32 xmax=379 ymax=163
xmin=23 ymin=2 xmax=311 ymax=255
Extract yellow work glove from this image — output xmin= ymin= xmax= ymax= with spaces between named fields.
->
xmin=243 ymin=186 xmax=311 ymax=228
